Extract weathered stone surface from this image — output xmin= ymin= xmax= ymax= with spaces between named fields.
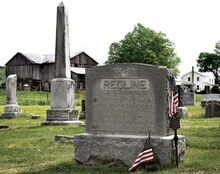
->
xmin=55 ymin=2 xmax=70 ymax=79
xmin=74 ymin=63 xmax=186 ymax=167
xmin=2 ymin=75 xmax=20 ymax=118
xmin=50 ymin=78 xmax=74 ymax=108
xmin=177 ymin=107 xmax=188 ymax=118
xmin=2 ymin=104 xmax=20 ymax=119
xmin=46 ymin=108 xmax=78 ymax=121
xmin=205 ymin=100 xmax=220 ymax=118
xmin=4 ymin=104 xmax=20 ymax=112
xmin=1 ymin=112 xmax=19 ymax=119
xmin=86 ymin=64 xmax=172 ymax=136
xmin=201 ymin=94 xmax=220 ymax=107
xmin=74 ymin=133 xmax=186 ymax=166
xmin=42 ymin=2 xmax=82 ymax=126
xmin=6 ymin=74 xmax=18 ymax=105
xmin=183 ymin=92 xmax=195 ymax=105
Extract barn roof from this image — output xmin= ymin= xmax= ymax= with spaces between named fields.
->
xmin=6 ymin=51 xmax=98 ymax=65
xmin=70 ymin=67 xmax=85 ymax=75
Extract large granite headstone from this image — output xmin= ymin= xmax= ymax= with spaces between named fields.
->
xmin=74 ymin=64 xmax=186 ymax=167
xmin=1 ymin=74 xmax=20 ymax=118
xmin=42 ymin=2 xmax=81 ymax=125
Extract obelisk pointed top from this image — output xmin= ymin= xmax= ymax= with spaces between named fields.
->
xmin=58 ymin=1 xmax=64 ymax=7
xmin=55 ymin=0 xmax=70 ymax=78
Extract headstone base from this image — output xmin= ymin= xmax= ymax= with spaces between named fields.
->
xmin=46 ymin=108 xmax=78 ymax=121
xmin=4 ymin=104 xmax=20 ymax=112
xmin=1 ymin=112 xmax=19 ymax=119
xmin=74 ymin=133 xmax=186 ymax=167
xmin=1 ymin=104 xmax=20 ymax=119
xmin=42 ymin=108 xmax=82 ymax=125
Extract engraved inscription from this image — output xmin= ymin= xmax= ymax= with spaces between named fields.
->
xmin=100 ymin=79 xmax=149 ymax=91
xmin=47 ymin=110 xmax=69 ymax=120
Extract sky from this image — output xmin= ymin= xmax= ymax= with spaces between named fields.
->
xmin=1 ymin=0 xmax=220 ymax=77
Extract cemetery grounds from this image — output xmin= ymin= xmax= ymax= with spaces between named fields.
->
xmin=0 ymin=89 xmax=220 ymax=174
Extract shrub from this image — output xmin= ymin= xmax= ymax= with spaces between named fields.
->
xmin=211 ymin=85 xmax=220 ymax=93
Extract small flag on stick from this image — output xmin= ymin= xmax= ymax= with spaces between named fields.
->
xmin=129 ymin=133 xmax=154 ymax=172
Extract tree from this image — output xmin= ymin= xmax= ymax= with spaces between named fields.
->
xmin=106 ymin=23 xmax=181 ymax=75
xmin=197 ymin=41 xmax=220 ymax=84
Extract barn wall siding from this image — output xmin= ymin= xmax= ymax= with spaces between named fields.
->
xmin=6 ymin=52 xmax=98 ymax=91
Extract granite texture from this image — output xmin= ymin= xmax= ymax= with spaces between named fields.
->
xmin=74 ymin=63 xmax=186 ymax=167
xmin=74 ymin=133 xmax=186 ymax=166
xmin=85 ymin=64 xmax=172 ymax=136
xmin=55 ymin=2 xmax=70 ymax=78
xmin=50 ymin=78 xmax=74 ymax=109
xmin=2 ymin=74 xmax=20 ymax=118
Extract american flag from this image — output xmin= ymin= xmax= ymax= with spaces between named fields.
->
xmin=129 ymin=135 xmax=154 ymax=172
xmin=169 ymin=91 xmax=179 ymax=117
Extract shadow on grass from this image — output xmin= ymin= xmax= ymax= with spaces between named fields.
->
xmin=19 ymin=161 xmax=166 ymax=174
xmin=20 ymin=161 xmax=129 ymax=174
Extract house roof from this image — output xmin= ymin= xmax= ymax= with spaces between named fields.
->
xmin=6 ymin=51 xmax=98 ymax=65
xmin=70 ymin=67 xmax=85 ymax=75
xmin=182 ymin=71 xmax=214 ymax=78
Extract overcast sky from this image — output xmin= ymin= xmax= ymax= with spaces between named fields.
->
xmin=1 ymin=0 xmax=220 ymax=77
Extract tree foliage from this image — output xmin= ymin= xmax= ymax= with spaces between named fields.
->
xmin=106 ymin=23 xmax=181 ymax=75
xmin=197 ymin=41 xmax=220 ymax=84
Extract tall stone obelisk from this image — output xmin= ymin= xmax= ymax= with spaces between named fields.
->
xmin=42 ymin=2 xmax=81 ymax=125
xmin=1 ymin=74 xmax=20 ymax=118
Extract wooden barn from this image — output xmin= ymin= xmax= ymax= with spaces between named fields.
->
xmin=6 ymin=51 xmax=98 ymax=91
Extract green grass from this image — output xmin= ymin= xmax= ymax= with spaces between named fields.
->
xmin=0 ymin=92 xmax=220 ymax=173
xmin=0 ymin=89 xmax=50 ymax=105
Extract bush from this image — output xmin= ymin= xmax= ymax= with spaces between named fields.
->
xmin=211 ymin=85 xmax=220 ymax=93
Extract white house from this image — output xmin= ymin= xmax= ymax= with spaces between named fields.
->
xmin=181 ymin=67 xmax=215 ymax=92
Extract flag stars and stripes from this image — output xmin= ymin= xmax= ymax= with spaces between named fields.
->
xmin=129 ymin=137 xmax=155 ymax=172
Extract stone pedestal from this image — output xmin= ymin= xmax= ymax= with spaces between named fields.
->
xmin=42 ymin=78 xmax=82 ymax=125
xmin=1 ymin=104 xmax=20 ymax=118
xmin=74 ymin=133 xmax=186 ymax=166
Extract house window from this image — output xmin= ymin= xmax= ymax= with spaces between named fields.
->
xmin=197 ymin=85 xmax=199 ymax=90
xmin=197 ymin=77 xmax=199 ymax=81
xmin=188 ymin=77 xmax=190 ymax=81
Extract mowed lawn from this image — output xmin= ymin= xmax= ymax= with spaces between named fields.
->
xmin=0 ymin=91 xmax=220 ymax=174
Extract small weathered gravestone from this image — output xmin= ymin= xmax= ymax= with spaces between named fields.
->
xmin=201 ymin=94 xmax=220 ymax=107
xmin=1 ymin=74 xmax=20 ymax=118
xmin=74 ymin=64 xmax=186 ymax=167
xmin=42 ymin=2 xmax=81 ymax=125
xmin=205 ymin=100 xmax=220 ymax=118
xmin=183 ymin=92 xmax=195 ymax=105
